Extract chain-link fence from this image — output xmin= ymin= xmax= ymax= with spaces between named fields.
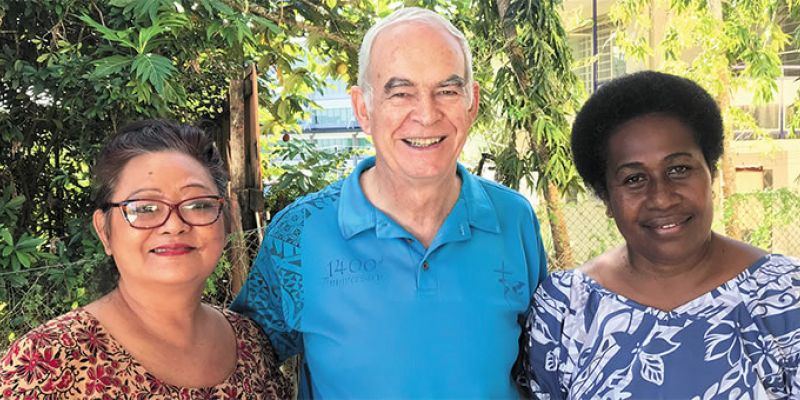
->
xmin=2 ymin=189 xmax=799 ymax=353
xmin=540 ymin=189 xmax=800 ymax=270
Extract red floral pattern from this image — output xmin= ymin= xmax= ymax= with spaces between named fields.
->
xmin=0 ymin=308 xmax=290 ymax=399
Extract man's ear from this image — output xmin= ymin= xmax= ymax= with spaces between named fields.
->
xmin=467 ymin=81 xmax=480 ymax=122
xmin=350 ymin=86 xmax=371 ymax=135
xmin=93 ymin=209 xmax=112 ymax=256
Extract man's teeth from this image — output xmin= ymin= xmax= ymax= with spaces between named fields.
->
xmin=152 ymin=248 xmax=188 ymax=253
xmin=405 ymin=137 xmax=443 ymax=147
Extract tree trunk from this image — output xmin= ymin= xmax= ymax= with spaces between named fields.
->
xmin=709 ymin=0 xmax=742 ymax=239
xmin=228 ymin=74 xmax=250 ymax=295
xmin=543 ymin=181 xmax=574 ymax=269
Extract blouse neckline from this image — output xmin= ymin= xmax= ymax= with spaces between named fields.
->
xmin=569 ymin=254 xmax=773 ymax=320
xmin=74 ymin=306 xmax=243 ymax=390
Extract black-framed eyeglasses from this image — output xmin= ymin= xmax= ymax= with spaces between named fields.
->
xmin=103 ymin=195 xmax=225 ymax=229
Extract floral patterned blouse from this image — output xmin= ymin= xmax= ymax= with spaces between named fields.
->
xmin=523 ymin=254 xmax=800 ymax=400
xmin=0 ymin=307 xmax=290 ymax=399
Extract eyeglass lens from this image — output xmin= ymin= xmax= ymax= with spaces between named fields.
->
xmin=122 ymin=197 xmax=222 ymax=228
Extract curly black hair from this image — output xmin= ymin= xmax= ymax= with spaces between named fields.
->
xmin=570 ymin=71 xmax=723 ymax=199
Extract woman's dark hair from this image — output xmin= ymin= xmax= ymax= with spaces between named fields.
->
xmin=570 ymin=71 xmax=724 ymax=199
xmin=93 ymin=119 xmax=228 ymax=209
xmin=91 ymin=119 xmax=229 ymax=293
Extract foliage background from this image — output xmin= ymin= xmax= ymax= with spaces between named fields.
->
xmin=1 ymin=0 xmax=799 ymax=352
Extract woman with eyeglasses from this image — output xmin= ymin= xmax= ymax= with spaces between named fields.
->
xmin=0 ymin=120 xmax=289 ymax=398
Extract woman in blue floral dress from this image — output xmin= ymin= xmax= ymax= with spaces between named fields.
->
xmin=523 ymin=71 xmax=800 ymax=399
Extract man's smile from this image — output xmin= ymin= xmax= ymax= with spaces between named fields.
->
xmin=402 ymin=136 xmax=445 ymax=148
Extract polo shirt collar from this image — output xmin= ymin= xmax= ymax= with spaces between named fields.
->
xmin=457 ymin=162 xmax=500 ymax=234
xmin=338 ymin=156 xmax=500 ymax=240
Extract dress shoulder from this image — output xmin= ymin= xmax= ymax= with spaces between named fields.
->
xmin=535 ymin=270 xmax=586 ymax=311
xmin=220 ymin=308 xmax=291 ymax=399
xmin=0 ymin=309 xmax=109 ymax=398
xmin=739 ymin=254 xmax=800 ymax=314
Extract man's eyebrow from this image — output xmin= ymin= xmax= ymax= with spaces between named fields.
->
xmin=384 ymin=78 xmax=414 ymax=93
xmin=438 ymin=75 xmax=465 ymax=87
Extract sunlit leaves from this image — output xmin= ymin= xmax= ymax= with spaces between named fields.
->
xmin=477 ymin=0 xmax=584 ymax=192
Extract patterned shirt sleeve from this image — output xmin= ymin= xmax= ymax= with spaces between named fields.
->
xmin=524 ymin=273 xmax=572 ymax=400
xmin=231 ymin=208 xmax=306 ymax=363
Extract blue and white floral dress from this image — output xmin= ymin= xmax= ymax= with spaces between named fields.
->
xmin=523 ymin=254 xmax=800 ymax=400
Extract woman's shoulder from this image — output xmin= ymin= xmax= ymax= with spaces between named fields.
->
xmin=218 ymin=307 xmax=291 ymax=398
xmin=539 ymin=250 xmax=618 ymax=297
xmin=739 ymin=253 xmax=800 ymax=298
xmin=218 ymin=307 xmax=280 ymax=364
xmin=219 ymin=306 xmax=267 ymax=338
xmin=3 ymin=308 xmax=94 ymax=357
xmin=0 ymin=309 xmax=100 ymax=397
xmin=534 ymin=267 xmax=593 ymax=316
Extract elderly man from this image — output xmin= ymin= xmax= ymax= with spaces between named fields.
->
xmin=232 ymin=7 xmax=548 ymax=398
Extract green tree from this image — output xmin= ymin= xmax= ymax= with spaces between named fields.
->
xmin=0 ymin=0 xmax=363 ymax=342
xmin=472 ymin=0 xmax=584 ymax=269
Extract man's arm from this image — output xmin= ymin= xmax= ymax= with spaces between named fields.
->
xmin=523 ymin=204 xmax=549 ymax=291
xmin=231 ymin=229 xmax=304 ymax=363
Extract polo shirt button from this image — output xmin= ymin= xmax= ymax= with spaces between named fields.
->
xmin=422 ymin=261 xmax=429 ymax=271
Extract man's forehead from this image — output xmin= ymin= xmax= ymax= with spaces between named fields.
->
xmin=367 ymin=21 xmax=466 ymax=81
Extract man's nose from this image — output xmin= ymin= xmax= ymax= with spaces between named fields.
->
xmin=412 ymin=95 xmax=442 ymax=126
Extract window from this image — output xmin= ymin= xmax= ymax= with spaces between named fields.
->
xmin=568 ymin=18 xmax=627 ymax=93
xmin=778 ymin=9 xmax=800 ymax=77
xmin=305 ymin=107 xmax=360 ymax=131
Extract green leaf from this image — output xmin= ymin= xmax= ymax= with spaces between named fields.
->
xmin=109 ymin=0 xmax=137 ymax=6
xmin=207 ymin=0 xmax=235 ymax=15
xmin=92 ymin=55 xmax=133 ymax=78
xmin=122 ymin=0 xmax=163 ymax=22
xmin=16 ymin=236 xmax=45 ymax=250
xmin=252 ymin=16 xmax=281 ymax=34
xmin=137 ymin=25 xmax=166 ymax=53
xmin=131 ymin=53 xmax=176 ymax=94
xmin=79 ymin=14 xmax=137 ymax=50
xmin=15 ymin=252 xmax=30 ymax=269
xmin=0 ymin=230 xmax=12 ymax=246
xmin=6 ymin=195 xmax=25 ymax=210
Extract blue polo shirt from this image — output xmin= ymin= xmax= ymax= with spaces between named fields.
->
xmin=232 ymin=156 xmax=548 ymax=399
